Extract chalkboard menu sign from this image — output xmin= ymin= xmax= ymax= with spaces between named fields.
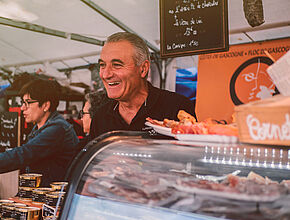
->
xmin=160 ymin=0 xmax=229 ymax=58
xmin=0 ymin=112 xmax=19 ymax=151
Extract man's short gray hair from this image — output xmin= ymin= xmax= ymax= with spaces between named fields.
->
xmin=106 ymin=32 xmax=151 ymax=66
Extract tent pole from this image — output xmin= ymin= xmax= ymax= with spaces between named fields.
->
xmin=161 ymin=60 xmax=166 ymax=89
xmin=0 ymin=16 xmax=104 ymax=46
xmin=80 ymin=0 xmax=159 ymax=54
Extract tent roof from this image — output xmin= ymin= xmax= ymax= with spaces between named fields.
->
xmin=0 ymin=0 xmax=290 ymax=74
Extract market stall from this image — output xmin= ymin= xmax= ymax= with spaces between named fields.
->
xmin=0 ymin=1 xmax=289 ymax=219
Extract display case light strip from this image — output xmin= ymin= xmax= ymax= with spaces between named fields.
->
xmin=201 ymin=157 xmax=290 ymax=170
xmin=113 ymin=152 xmax=152 ymax=158
xmin=204 ymin=147 xmax=289 ymax=160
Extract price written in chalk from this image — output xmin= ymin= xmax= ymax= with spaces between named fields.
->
xmin=167 ymin=40 xmax=199 ymax=51
xmin=0 ymin=112 xmax=19 ymax=149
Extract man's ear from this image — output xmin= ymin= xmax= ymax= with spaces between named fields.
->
xmin=140 ymin=60 xmax=150 ymax=78
xmin=43 ymin=101 xmax=51 ymax=112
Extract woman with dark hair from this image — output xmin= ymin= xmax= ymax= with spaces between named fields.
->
xmin=0 ymin=78 xmax=79 ymax=186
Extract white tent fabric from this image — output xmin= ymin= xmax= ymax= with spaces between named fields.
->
xmin=0 ymin=0 xmax=289 ymax=86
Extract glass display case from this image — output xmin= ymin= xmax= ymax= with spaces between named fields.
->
xmin=60 ymin=131 xmax=290 ymax=220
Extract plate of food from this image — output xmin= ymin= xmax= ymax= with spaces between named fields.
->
xmin=146 ymin=110 xmax=240 ymax=143
xmin=145 ymin=121 xmax=175 ymax=137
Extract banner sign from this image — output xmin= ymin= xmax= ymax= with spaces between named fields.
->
xmin=196 ymin=38 xmax=290 ymax=122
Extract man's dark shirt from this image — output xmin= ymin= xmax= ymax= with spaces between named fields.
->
xmin=89 ymin=82 xmax=196 ymax=140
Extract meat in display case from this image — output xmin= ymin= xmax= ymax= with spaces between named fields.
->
xmin=60 ymin=131 xmax=290 ymax=220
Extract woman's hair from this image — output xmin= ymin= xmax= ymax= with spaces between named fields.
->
xmin=85 ymin=90 xmax=109 ymax=117
xmin=106 ymin=32 xmax=151 ymax=66
xmin=19 ymin=78 xmax=61 ymax=112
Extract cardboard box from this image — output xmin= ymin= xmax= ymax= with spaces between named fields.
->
xmin=235 ymin=95 xmax=290 ymax=146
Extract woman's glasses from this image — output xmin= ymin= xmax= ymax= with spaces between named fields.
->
xmin=21 ymin=99 xmax=39 ymax=107
xmin=79 ymin=109 xmax=90 ymax=118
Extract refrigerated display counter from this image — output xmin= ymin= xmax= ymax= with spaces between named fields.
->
xmin=60 ymin=131 xmax=290 ymax=220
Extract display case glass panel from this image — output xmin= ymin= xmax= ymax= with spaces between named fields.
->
xmin=60 ymin=132 xmax=290 ymax=220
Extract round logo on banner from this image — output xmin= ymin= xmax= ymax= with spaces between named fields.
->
xmin=230 ymin=56 xmax=279 ymax=105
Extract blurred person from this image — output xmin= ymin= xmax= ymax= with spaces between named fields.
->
xmin=66 ymin=104 xmax=85 ymax=137
xmin=76 ymin=90 xmax=110 ymax=151
xmin=81 ymin=98 xmax=91 ymax=135
xmin=81 ymin=90 xmax=109 ymax=135
xmin=66 ymin=90 xmax=110 ymax=181
xmin=89 ymin=32 xmax=196 ymax=139
xmin=0 ymin=78 xmax=79 ymax=186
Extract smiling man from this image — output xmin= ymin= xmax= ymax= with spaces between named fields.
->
xmin=89 ymin=32 xmax=196 ymax=139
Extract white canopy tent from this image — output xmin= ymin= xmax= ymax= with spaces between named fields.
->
xmin=0 ymin=0 xmax=289 ymax=88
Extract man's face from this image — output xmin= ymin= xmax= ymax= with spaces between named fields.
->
xmin=21 ymin=93 xmax=45 ymax=124
xmin=99 ymin=41 xmax=144 ymax=102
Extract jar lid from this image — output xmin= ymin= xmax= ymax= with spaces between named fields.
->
xmin=46 ymin=191 xmax=65 ymax=198
xmin=19 ymin=187 xmax=35 ymax=191
xmin=32 ymin=187 xmax=53 ymax=194
xmin=0 ymin=199 xmax=14 ymax=204
xmin=19 ymin=173 xmax=42 ymax=179
xmin=50 ymin=182 xmax=68 ymax=186
xmin=50 ymin=182 xmax=68 ymax=190
xmin=13 ymin=203 xmax=27 ymax=207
